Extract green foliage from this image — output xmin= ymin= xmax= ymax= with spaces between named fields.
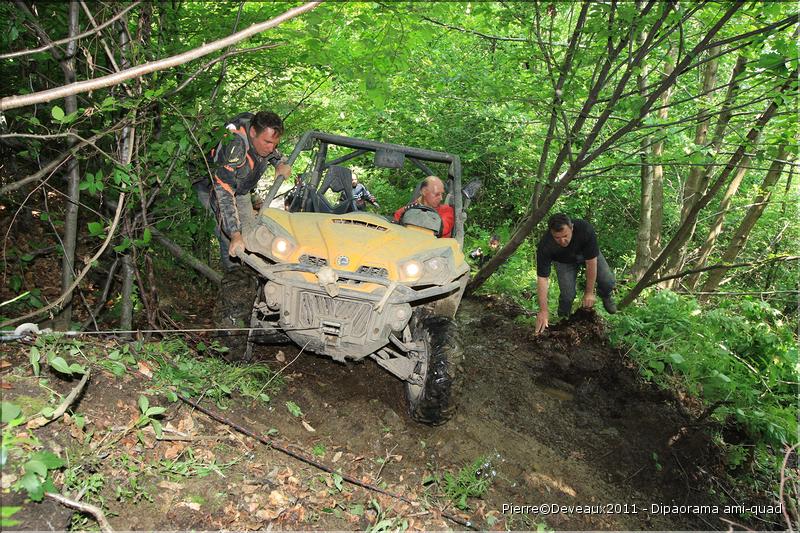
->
xmin=29 ymin=336 xmax=87 ymax=377
xmin=609 ymin=291 xmax=798 ymax=447
xmin=144 ymin=338 xmax=281 ymax=408
xmin=426 ymin=455 xmax=496 ymax=511
xmin=286 ymin=401 xmax=303 ymax=418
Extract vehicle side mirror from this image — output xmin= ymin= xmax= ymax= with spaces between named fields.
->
xmin=374 ymin=149 xmax=405 ymax=168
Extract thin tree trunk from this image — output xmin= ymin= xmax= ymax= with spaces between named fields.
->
xmin=685 ymin=153 xmax=751 ymax=290
xmin=620 ymin=69 xmax=795 ymax=308
xmin=699 ymin=146 xmax=791 ymax=297
xmin=119 ymin=253 xmax=134 ymax=336
xmin=57 ymin=1 xmax=81 ymax=328
xmin=663 ymin=53 xmax=747 ymax=285
xmin=763 ymin=165 xmax=795 ymax=290
xmin=661 ymin=45 xmax=721 ymax=286
xmin=470 ymin=2 xmax=740 ymax=292
xmin=648 ymin=49 xmax=676 ymax=257
xmin=631 ymin=23 xmax=653 ymax=281
xmin=149 ymin=228 xmax=222 ymax=285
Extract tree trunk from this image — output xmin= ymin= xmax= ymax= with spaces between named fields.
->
xmin=684 ymin=154 xmax=751 ymax=290
xmin=119 ymin=253 xmax=134 ymax=336
xmin=631 ymin=21 xmax=652 ymax=281
xmin=620 ymin=69 xmax=795 ymax=308
xmin=661 ymin=45 xmax=721 ymax=286
xmin=648 ymin=49 xmax=676 ymax=257
xmin=699 ymin=145 xmax=791 ymax=297
xmin=56 ymin=1 xmax=81 ymax=328
xmin=663 ymin=53 xmax=747 ymax=286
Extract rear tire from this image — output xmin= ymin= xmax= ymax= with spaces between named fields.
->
xmin=406 ymin=314 xmax=463 ymax=425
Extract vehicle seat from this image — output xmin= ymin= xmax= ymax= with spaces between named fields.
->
xmin=295 ymin=165 xmax=355 ymax=214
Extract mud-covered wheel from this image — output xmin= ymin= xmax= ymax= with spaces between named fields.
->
xmin=212 ymin=267 xmax=258 ymax=363
xmin=406 ymin=314 xmax=463 ymax=425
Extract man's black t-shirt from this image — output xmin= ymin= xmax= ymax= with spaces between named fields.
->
xmin=536 ymin=219 xmax=599 ymax=277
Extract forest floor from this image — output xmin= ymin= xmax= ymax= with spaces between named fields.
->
xmin=3 ymin=282 xmax=784 ymax=531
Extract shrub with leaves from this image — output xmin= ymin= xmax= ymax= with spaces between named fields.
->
xmin=608 ymin=290 xmax=798 ymax=447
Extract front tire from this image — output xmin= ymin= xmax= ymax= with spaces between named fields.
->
xmin=406 ymin=314 xmax=463 ymax=425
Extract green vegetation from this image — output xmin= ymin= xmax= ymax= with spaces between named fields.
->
xmin=425 ymin=455 xmax=496 ymax=511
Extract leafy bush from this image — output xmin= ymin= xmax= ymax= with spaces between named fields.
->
xmin=608 ymin=290 xmax=798 ymax=447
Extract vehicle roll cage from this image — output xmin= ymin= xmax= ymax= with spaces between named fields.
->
xmin=264 ymin=131 xmax=465 ymax=245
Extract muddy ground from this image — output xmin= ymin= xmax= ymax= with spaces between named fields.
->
xmin=1 ymin=295 xmax=781 ymax=531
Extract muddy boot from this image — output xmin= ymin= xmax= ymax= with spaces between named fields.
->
xmin=212 ymin=267 xmax=258 ymax=362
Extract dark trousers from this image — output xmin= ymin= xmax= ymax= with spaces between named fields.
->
xmin=194 ymin=181 xmax=237 ymax=271
xmin=554 ymin=252 xmax=615 ymax=317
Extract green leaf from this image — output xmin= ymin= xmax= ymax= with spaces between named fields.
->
xmin=48 ymin=356 xmax=72 ymax=375
xmin=151 ymin=419 xmax=163 ymax=438
xmin=146 ymin=406 xmax=166 ymax=417
xmin=51 ymin=106 xmax=65 ymax=121
xmin=39 ymin=212 xmax=49 ymax=221
xmin=24 ymin=459 xmax=47 ymax=478
xmin=19 ymin=472 xmax=43 ymax=501
xmin=32 ymin=451 xmax=64 ymax=470
xmin=1 ymin=506 xmax=22 ymax=519
xmin=349 ymin=503 xmax=364 ymax=516
xmin=668 ymin=353 xmax=684 ymax=364
xmin=142 ymin=228 xmax=152 ymax=244
xmin=87 ymin=221 xmax=105 ymax=237
xmin=332 ymin=472 xmax=343 ymax=491
xmin=1 ymin=402 xmax=22 ymax=424
xmin=138 ymin=395 xmax=149 ymax=414
xmin=68 ymin=363 xmax=86 ymax=374
xmin=286 ymin=401 xmax=303 ymax=417
xmin=165 ymin=391 xmax=178 ymax=402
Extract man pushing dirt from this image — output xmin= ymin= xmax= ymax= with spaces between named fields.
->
xmin=534 ymin=213 xmax=616 ymax=334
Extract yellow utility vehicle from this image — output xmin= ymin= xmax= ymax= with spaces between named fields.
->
xmin=226 ymin=132 xmax=470 ymax=425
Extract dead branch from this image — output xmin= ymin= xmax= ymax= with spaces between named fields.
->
xmin=26 ymin=369 xmax=91 ymax=429
xmin=45 ymin=492 xmax=113 ymax=533
xmin=0 ymin=193 xmax=127 ymax=329
xmin=179 ymin=395 xmax=474 ymax=530
xmin=0 ymin=2 xmax=321 ymax=110
xmin=2 ymin=2 xmax=140 ymax=60
xmin=148 ymin=227 xmax=222 ymax=285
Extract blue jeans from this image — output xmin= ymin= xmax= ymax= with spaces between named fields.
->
xmin=554 ymin=252 xmax=615 ymax=317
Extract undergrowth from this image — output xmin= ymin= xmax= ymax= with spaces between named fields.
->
xmin=607 ymin=289 xmax=799 ymax=523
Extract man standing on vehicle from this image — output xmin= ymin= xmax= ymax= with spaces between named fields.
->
xmin=348 ymin=174 xmax=380 ymax=211
xmin=393 ymin=175 xmax=455 ymax=238
xmin=195 ymin=110 xmax=292 ymax=269
xmin=534 ymin=213 xmax=616 ymax=334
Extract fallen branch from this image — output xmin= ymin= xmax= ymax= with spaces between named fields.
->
xmin=179 ymin=394 xmax=474 ymax=529
xmin=149 ymin=227 xmax=222 ymax=285
xmin=45 ymin=492 xmax=113 ymax=533
xmin=27 ymin=369 xmax=91 ymax=429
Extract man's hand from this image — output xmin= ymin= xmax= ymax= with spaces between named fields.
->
xmin=228 ymin=232 xmax=245 ymax=258
xmin=275 ymin=163 xmax=292 ymax=178
xmin=582 ymin=292 xmax=596 ymax=309
xmin=535 ymin=310 xmax=549 ymax=335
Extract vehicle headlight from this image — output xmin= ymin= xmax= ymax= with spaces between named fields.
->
xmin=400 ymin=259 xmax=423 ymax=281
xmin=271 ymin=236 xmax=294 ymax=260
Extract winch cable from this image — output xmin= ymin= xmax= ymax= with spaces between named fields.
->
xmin=178 ymin=394 xmax=475 ymax=530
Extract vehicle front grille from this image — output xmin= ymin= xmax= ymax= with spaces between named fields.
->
xmin=331 ymin=219 xmax=388 ymax=231
xmin=297 ymin=292 xmax=372 ymax=337
xmin=357 ymin=265 xmax=389 ymax=279
xmin=299 ymin=254 xmax=328 ymax=267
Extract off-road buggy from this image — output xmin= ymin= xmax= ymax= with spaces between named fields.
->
xmin=214 ymin=131 xmax=471 ymax=425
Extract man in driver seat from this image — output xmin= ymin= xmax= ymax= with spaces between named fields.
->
xmin=393 ymin=175 xmax=454 ymax=238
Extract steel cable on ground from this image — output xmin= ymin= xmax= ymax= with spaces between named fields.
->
xmin=178 ymin=394 xmax=475 ymax=530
